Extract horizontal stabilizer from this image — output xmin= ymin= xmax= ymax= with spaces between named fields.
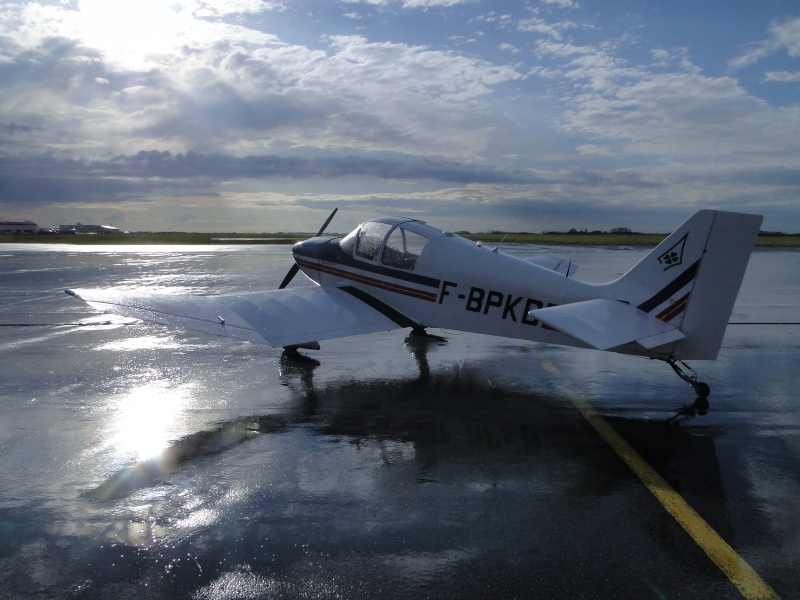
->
xmin=66 ymin=286 xmax=404 ymax=348
xmin=529 ymin=299 xmax=685 ymax=351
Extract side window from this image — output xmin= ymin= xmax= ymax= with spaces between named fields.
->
xmin=355 ymin=222 xmax=392 ymax=260
xmin=381 ymin=226 xmax=430 ymax=270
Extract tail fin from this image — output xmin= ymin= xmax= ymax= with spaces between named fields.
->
xmin=612 ymin=210 xmax=762 ymax=359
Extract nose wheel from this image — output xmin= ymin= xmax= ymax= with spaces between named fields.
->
xmin=667 ymin=359 xmax=710 ymax=400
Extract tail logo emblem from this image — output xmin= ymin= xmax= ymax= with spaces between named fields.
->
xmin=657 ymin=233 xmax=688 ymax=271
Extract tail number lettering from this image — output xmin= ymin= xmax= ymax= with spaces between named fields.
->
xmin=465 ymin=286 xmax=543 ymax=326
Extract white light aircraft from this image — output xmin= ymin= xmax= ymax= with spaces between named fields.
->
xmin=67 ymin=209 xmax=762 ymax=404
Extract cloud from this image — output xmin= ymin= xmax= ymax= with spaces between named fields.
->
xmin=729 ymin=16 xmax=800 ymax=69
xmin=193 ymin=0 xmax=284 ymax=17
xmin=3 ymin=0 xmax=283 ymax=70
xmin=517 ymin=17 xmax=584 ymax=40
xmin=0 ymin=12 xmax=522 ymax=158
xmin=542 ymin=0 xmax=579 ymax=8
xmin=1 ymin=122 xmax=43 ymax=135
xmin=5 ymin=147 xmax=798 ymax=228
xmin=341 ymin=0 xmax=473 ymax=8
xmin=401 ymin=0 xmax=474 ymax=7
xmin=525 ymin=22 xmax=800 ymax=162
xmin=575 ymin=144 xmax=616 ymax=157
xmin=0 ymin=150 xmax=545 ymax=186
xmin=765 ymin=71 xmax=800 ymax=82
xmin=563 ymin=72 xmax=800 ymax=158
xmin=1 ymin=2 xmax=799 ymax=233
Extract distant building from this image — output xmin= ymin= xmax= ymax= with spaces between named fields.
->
xmin=59 ymin=223 xmax=122 ymax=234
xmin=0 ymin=220 xmax=38 ymax=234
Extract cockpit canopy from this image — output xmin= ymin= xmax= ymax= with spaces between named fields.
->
xmin=339 ymin=217 xmax=444 ymax=271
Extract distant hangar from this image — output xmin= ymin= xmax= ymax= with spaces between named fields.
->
xmin=0 ymin=221 xmax=39 ymax=234
xmin=0 ymin=221 xmax=123 ymax=234
xmin=59 ymin=224 xmax=122 ymax=234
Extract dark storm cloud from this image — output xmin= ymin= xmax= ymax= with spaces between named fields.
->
xmin=0 ymin=170 xmax=207 ymax=204
xmin=727 ymin=166 xmax=800 ymax=187
xmin=1 ymin=123 xmax=43 ymax=135
xmin=0 ymin=150 xmax=546 ymax=186
xmin=285 ymin=193 xmax=680 ymax=233
xmin=570 ymin=169 xmax=666 ymax=189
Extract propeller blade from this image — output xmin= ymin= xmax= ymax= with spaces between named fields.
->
xmin=278 ymin=264 xmax=300 ymax=290
xmin=315 ymin=207 xmax=338 ymax=236
xmin=278 ymin=207 xmax=338 ymax=290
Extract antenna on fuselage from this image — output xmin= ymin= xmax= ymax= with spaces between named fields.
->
xmin=493 ymin=216 xmax=521 ymax=253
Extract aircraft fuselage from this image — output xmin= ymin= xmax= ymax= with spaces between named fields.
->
xmin=292 ymin=227 xmax=599 ymax=350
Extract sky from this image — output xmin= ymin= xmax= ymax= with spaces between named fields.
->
xmin=1 ymin=0 xmax=799 ymax=234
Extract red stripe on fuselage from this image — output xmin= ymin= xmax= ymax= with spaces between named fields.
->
xmin=656 ymin=292 xmax=690 ymax=322
xmin=296 ymin=258 xmax=439 ymax=302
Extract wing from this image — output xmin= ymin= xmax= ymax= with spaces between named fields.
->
xmin=529 ymin=299 xmax=685 ymax=351
xmin=66 ymin=285 xmax=407 ymax=347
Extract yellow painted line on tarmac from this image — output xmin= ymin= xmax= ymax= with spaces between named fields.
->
xmin=540 ymin=360 xmax=780 ymax=600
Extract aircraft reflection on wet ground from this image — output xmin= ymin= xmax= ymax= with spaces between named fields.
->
xmin=78 ymin=341 xmax=737 ymax=598
xmin=89 ymin=334 xmax=732 ymax=519
xmin=0 ymin=244 xmax=798 ymax=598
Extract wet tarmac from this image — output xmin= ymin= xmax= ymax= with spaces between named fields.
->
xmin=1 ymin=243 xmax=798 ymax=599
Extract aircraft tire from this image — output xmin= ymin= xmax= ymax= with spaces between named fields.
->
xmin=694 ymin=382 xmax=711 ymax=399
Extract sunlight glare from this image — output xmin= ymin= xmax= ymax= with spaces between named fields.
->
xmin=74 ymin=0 xmax=192 ymax=67
xmin=111 ymin=382 xmax=188 ymax=461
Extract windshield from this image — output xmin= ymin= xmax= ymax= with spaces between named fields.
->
xmin=339 ymin=219 xmax=436 ymax=271
xmin=355 ymin=221 xmax=393 ymax=260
